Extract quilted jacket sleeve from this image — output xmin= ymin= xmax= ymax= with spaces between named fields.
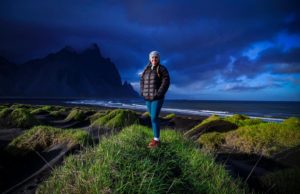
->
xmin=157 ymin=66 xmax=170 ymax=98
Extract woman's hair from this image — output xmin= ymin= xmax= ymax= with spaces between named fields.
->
xmin=149 ymin=51 xmax=160 ymax=61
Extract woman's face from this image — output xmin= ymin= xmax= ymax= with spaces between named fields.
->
xmin=150 ymin=55 xmax=159 ymax=66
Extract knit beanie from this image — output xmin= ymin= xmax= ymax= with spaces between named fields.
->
xmin=149 ymin=51 xmax=160 ymax=61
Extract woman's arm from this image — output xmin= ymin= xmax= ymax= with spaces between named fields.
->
xmin=140 ymin=72 xmax=144 ymax=96
xmin=157 ymin=66 xmax=170 ymax=98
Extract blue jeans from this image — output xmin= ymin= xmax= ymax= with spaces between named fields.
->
xmin=146 ymin=98 xmax=164 ymax=139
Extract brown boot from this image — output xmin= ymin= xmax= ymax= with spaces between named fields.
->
xmin=147 ymin=139 xmax=160 ymax=148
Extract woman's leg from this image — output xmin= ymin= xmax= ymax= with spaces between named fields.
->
xmin=150 ymin=98 xmax=164 ymax=140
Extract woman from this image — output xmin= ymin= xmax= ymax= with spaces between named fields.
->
xmin=140 ymin=51 xmax=170 ymax=148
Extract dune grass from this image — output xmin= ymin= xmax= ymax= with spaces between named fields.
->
xmin=198 ymin=117 xmax=300 ymax=156
xmin=224 ymin=121 xmax=300 ymax=155
xmin=10 ymin=103 xmax=31 ymax=109
xmin=88 ymin=110 xmax=110 ymax=123
xmin=184 ymin=115 xmax=239 ymax=140
xmin=282 ymin=117 xmax=300 ymax=127
xmin=142 ymin=111 xmax=150 ymax=118
xmin=198 ymin=132 xmax=225 ymax=151
xmin=30 ymin=105 xmax=57 ymax=115
xmin=90 ymin=109 xmax=139 ymax=129
xmin=37 ymin=124 xmax=248 ymax=194
xmin=6 ymin=125 xmax=89 ymax=156
xmin=163 ymin=113 xmax=176 ymax=119
xmin=223 ymin=114 xmax=263 ymax=127
xmin=0 ymin=107 xmax=39 ymax=128
xmin=49 ymin=108 xmax=67 ymax=118
xmin=0 ymin=104 xmax=8 ymax=111
xmin=65 ymin=108 xmax=86 ymax=122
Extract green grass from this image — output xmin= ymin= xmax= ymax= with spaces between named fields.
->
xmin=198 ymin=132 xmax=225 ymax=151
xmin=163 ymin=113 xmax=176 ymax=119
xmin=90 ymin=109 xmax=139 ymax=129
xmin=88 ymin=110 xmax=110 ymax=123
xmin=30 ymin=105 xmax=57 ymax=115
xmin=259 ymin=168 xmax=300 ymax=194
xmin=6 ymin=125 xmax=89 ymax=156
xmin=0 ymin=105 xmax=8 ymax=111
xmin=224 ymin=121 xmax=300 ymax=156
xmin=0 ymin=107 xmax=39 ymax=128
xmin=198 ymin=117 xmax=300 ymax=156
xmin=65 ymin=108 xmax=86 ymax=122
xmin=10 ymin=103 xmax=31 ymax=109
xmin=49 ymin=108 xmax=67 ymax=118
xmin=223 ymin=114 xmax=263 ymax=127
xmin=283 ymin=117 xmax=300 ymax=127
xmin=142 ymin=111 xmax=150 ymax=118
xmin=184 ymin=115 xmax=238 ymax=140
xmin=37 ymin=124 xmax=248 ymax=194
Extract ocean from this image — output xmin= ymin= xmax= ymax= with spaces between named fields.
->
xmin=64 ymin=98 xmax=300 ymax=122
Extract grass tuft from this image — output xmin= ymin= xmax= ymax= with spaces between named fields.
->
xmin=0 ymin=108 xmax=39 ymax=128
xmin=283 ymin=117 xmax=300 ymax=127
xmin=90 ymin=109 xmax=139 ymax=129
xmin=224 ymin=122 xmax=300 ymax=156
xmin=6 ymin=125 xmax=89 ymax=156
xmin=37 ymin=124 xmax=248 ymax=194
xmin=49 ymin=108 xmax=67 ymax=118
xmin=30 ymin=105 xmax=57 ymax=115
xmin=163 ymin=113 xmax=176 ymax=119
xmin=223 ymin=114 xmax=263 ymax=127
xmin=65 ymin=108 xmax=86 ymax=122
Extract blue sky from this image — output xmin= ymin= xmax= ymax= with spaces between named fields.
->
xmin=0 ymin=0 xmax=299 ymax=101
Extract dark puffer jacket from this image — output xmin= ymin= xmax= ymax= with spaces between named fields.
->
xmin=140 ymin=63 xmax=170 ymax=101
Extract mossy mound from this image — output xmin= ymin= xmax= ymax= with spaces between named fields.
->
xmin=0 ymin=105 xmax=8 ymax=111
xmin=163 ymin=113 xmax=176 ymax=119
xmin=198 ymin=132 xmax=225 ymax=151
xmin=184 ymin=115 xmax=237 ymax=140
xmin=49 ymin=108 xmax=67 ymax=118
xmin=141 ymin=111 xmax=150 ymax=118
xmin=6 ymin=125 xmax=89 ymax=156
xmin=224 ymin=122 xmax=300 ymax=156
xmin=10 ymin=104 xmax=31 ymax=109
xmin=223 ymin=114 xmax=263 ymax=127
xmin=259 ymin=168 xmax=300 ymax=194
xmin=89 ymin=111 xmax=109 ymax=123
xmin=90 ymin=109 xmax=139 ymax=129
xmin=0 ymin=108 xmax=39 ymax=128
xmin=37 ymin=124 xmax=248 ymax=193
xmin=30 ymin=105 xmax=57 ymax=115
xmin=199 ymin=118 xmax=300 ymax=156
xmin=283 ymin=117 xmax=300 ymax=127
xmin=64 ymin=109 xmax=86 ymax=122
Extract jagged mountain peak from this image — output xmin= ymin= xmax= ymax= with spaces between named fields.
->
xmin=82 ymin=43 xmax=102 ymax=57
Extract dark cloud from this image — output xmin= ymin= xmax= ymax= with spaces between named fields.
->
xmin=223 ymin=83 xmax=281 ymax=91
xmin=0 ymin=0 xmax=299 ymax=99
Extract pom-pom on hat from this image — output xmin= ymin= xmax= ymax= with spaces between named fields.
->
xmin=149 ymin=51 xmax=160 ymax=61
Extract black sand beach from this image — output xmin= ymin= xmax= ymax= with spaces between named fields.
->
xmin=0 ymin=101 xmax=299 ymax=193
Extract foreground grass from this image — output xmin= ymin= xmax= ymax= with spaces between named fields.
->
xmin=37 ymin=124 xmax=248 ymax=194
xmin=6 ymin=125 xmax=89 ymax=155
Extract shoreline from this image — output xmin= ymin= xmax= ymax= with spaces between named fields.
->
xmin=0 ymin=98 xmax=297 ymax=122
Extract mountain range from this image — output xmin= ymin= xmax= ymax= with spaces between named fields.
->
xmin=0 ymin=44 xmax=139 ymax=99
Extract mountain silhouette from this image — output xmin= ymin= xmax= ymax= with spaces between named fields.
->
xmin=0 ymin=44 xmax=139 ymax=98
